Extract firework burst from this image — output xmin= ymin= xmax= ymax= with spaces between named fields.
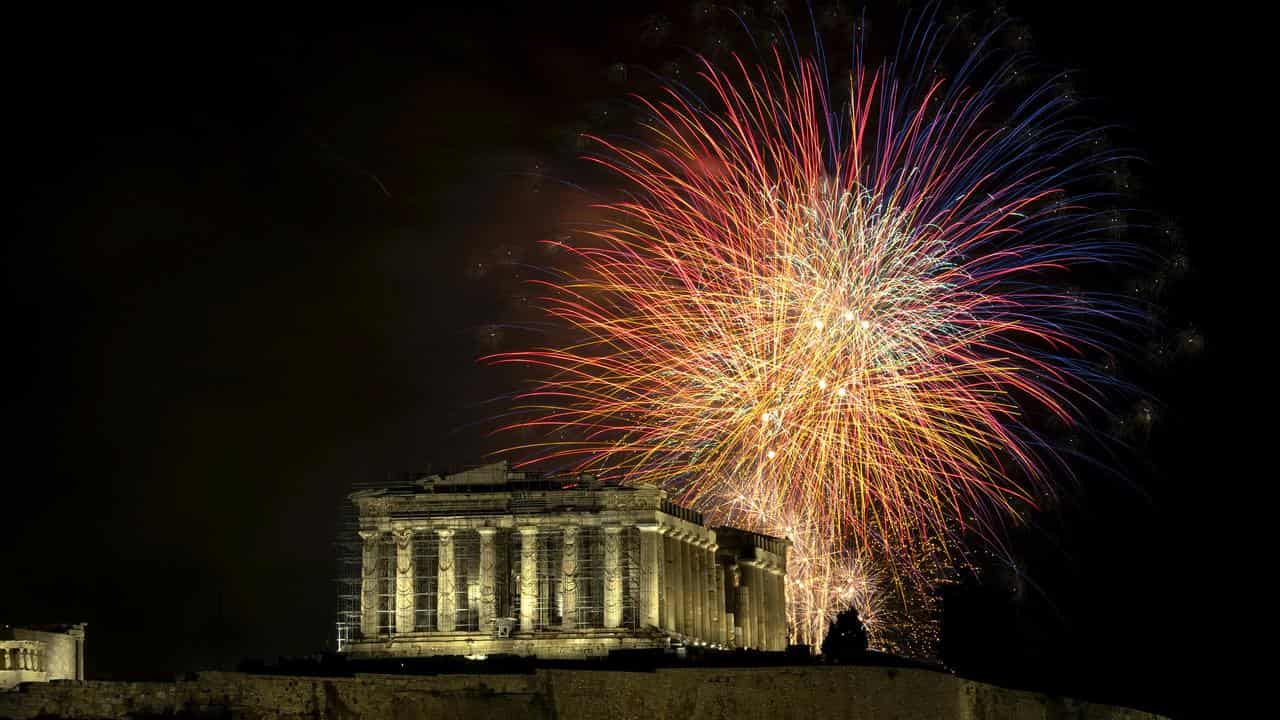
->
xmin=490 ymin=18 xmax=1139 ymax=649
xmin=719 ymin=487 xmax=888 ymax=649
xmin=718 ymin=481 xmax=957 ymax=657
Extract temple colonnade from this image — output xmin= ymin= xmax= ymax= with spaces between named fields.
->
xmin=356 ymin=518 xmax=786 ymax=650
xmin=0 ymin=641 xmax=45 ymax=672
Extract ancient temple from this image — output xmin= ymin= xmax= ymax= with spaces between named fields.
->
xmin=338 ymin=462 xmax=788 ymax=659
xmin=0 ymin=624 xmax=86 ymax=691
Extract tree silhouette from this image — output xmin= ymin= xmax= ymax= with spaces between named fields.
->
xmin=822 ymin=607 xmax=869 ymax=662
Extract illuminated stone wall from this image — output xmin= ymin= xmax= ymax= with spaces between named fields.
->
xmin=0 ymin=668 xmax=1163 ymax=719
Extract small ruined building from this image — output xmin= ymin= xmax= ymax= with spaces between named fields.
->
xmin=337 ymin=462 xmax=788 ymax=660
xmin=0 ymin=624 xmax=86 ymax=691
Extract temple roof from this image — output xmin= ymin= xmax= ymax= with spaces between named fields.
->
xmin=349 ymin=461 xmax=634 ymax=499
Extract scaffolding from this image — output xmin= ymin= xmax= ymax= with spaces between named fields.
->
xmin=505 ymin=527 xmax=643 ymax=631
xmin=511 ymin=529 xmax=563 ymax=630
xmin=620 ymin=526 xmax=641 ymax=629
xmin=492 ymin=530 xmax=514 ymax=622
xmin=452 ymin=531 xmax=481 ymax=631
xmin=573 ymin=528 xmax=605 ymax=629
xmin=412 ymin=534 xmax=439 ymax=631
xmin=334 ymin=485 xmax=376 ymax=652
xmin=376 ymin=535 xmax=396 ymax=634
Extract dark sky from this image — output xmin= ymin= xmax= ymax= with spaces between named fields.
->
xmin=4 ymin=2 xmax=1228 ymax=717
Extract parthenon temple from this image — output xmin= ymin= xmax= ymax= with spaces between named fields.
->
xmin=338 ymin=462 xmax=789 ymax=659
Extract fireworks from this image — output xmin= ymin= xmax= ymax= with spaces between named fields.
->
xmin=490 ymin=18 xmax=1137 ymax=650
xmin=720 ymin=487 xmax=887 ymax=649
xmin=718 ymin=482 xmax=957 ymax=657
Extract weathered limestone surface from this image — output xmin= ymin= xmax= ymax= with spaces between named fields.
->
xmin=603 ymin=526 xmax=623 ymax=629
xmin=396 ymin=529 xmax=417 ymax=634
xmin=637 ymin=525 xmax=663 ymax=629
xmin=0 ymin=626 xmax=86 ymax=691
xmin=519 ymin=526 xmax=539 ymax=633
xmin=562 ymin=526 xmax=579 ymax=630
xmin=477 ymin=528 xmax=498 ymax=631
xmin=434 ymin=529 xmax=455 ymax=632
xmin=357 ymin=531 xmax=379 ymax=637
xmin=347 ymin=464 xmax=788 ymax=658
xmin=0 ymin=667 xmax=1164 ymax=720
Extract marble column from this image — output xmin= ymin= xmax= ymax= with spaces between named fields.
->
xmin=561 ymin=525 xmax=579 ymax=630
xmin=716 ymin=563 xmax=729 ymax=645
xmin=762 ymin=564 xmax=776 ymax=650
xmin=428 ymin=529 xmax=452 ymax=632
xmin=669 ymin=532 xmax=684 ymax=634
xmin=691 ymin=535 xmax=701 ymax=635
xmin=687 ymin=538 xmax=700 ymax=639
xmin=0 ymin=647 xmax=8 ymax=671
xmin=734 ymin=564 xmax=751 ymax=648
xmin=661 ymin=530 xmax=677 ymax=633
xmin=392 ymin=529 xmax=416 ymax=633
xmin=755 ymin=562 xmax=768 ymax=650
xmin=681 ymin=534 xmax=695 ymax=636
xmin=700 ymin=544 xmax=709 ymax=642
xmin=358 ymin=530 xmax=380 ymax=637
xmin=518 ymin=526 xmax=539 ymax=632
xmin=673 ymin=531 xmax=688 ymax=635
xmin=637 ymin=524 xmax=663 ymax=629
xmin=603 ymin=525 xmax=624 ymax=628
xmin=707 ymin=544 xmax=720 ymax=645
xmin=758 ymin=563 xmax=770 ymax=649
xmin=753 ymin=563 xmax=768 ymax=650
xmin=773 ymin=566 xmax=783 ymax=645
xmin=773 ymin=563 xmax=783 ymax=648
xmin=769 ymin=566 xmax=783 ymax=649
xmin=702 ymin=542 xmax=715 ymax=640
xmin=477 ymin=528 xmax=497 ymax=632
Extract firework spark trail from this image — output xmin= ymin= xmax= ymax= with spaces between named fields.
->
xmin=488 ymin=22 xmax=1137 ymax=649
xmin=717 ymin=485 xmax=887 ymax=649
xmin=717 ymin=482 xmax=957 ymax=655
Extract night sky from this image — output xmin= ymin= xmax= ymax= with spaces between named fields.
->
xmin=5 ymin=3 xmax=1228 ymax=717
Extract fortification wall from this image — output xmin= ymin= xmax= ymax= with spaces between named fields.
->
xmin=0 ymin=666 xmax=1163 ymax=719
